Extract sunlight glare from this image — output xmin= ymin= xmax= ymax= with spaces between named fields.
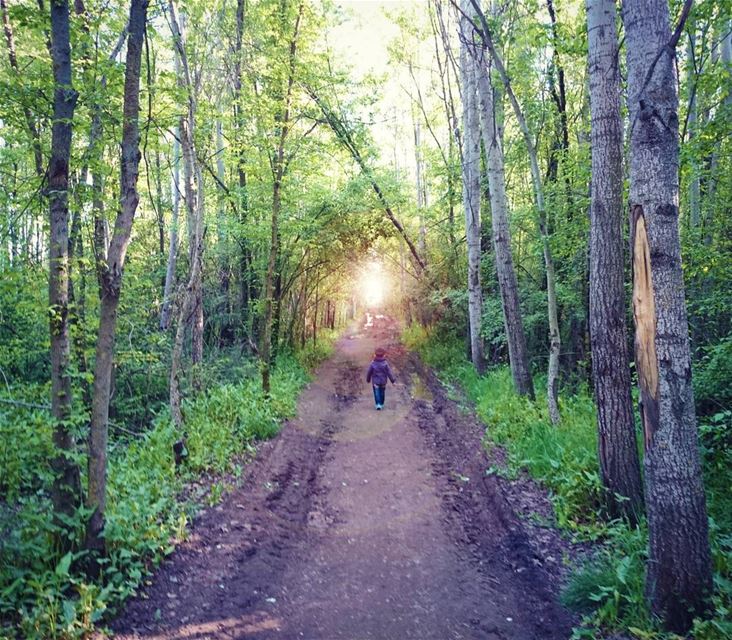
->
xmin=360 ymin=261 xmax=387 ymax=307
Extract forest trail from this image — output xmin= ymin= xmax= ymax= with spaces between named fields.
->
xmin=109 ymin=318 xmax=573 ymax=640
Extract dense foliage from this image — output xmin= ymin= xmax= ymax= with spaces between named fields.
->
xmin=0 ymin=0 xmax=730 ymax=637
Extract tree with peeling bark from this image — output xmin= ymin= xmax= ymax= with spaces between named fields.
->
xmin=623 ymin=0 xmax=712 ymax=631
xmin=585 ymin=0 xmax=644 ymax=523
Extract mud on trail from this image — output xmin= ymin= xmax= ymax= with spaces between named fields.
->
xmin=109 ymin=320 xmax=575 ymax=640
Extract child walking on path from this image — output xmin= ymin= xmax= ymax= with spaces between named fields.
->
xmin=366 ymin=347 xmax=396 ymax=410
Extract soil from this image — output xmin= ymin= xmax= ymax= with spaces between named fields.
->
xmin=107 ymin=318 xmax=576 ymax=639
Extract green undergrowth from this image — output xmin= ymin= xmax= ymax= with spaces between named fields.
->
xmin=0 ymin=338 xmax=334 ymax=640
xmin=403 ymin=324 xmax=732 ymax=640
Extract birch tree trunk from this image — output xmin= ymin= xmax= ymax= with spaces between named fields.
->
xmin=586 ymin=0 xmax=644 ymax=523
xmin=623 ymin=0 xmax=712 ymax=630
xmin=475 ymin=50 xmax=534 ymax=398
xmin=86 ymin=0 xmax=148 ymax=560
xmin=458 ymin=0 xmax=484 ymax=373
xmin=48 ymin=0 xmax=82 ymax=531
xmin=468 ymin=0 xmax=559 ymax=419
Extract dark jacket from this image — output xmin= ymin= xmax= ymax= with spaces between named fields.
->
xmin=366 ymin=356 xmax=395 ymax=386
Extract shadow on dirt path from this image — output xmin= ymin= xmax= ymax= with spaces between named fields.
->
xmin=108 ymin=318 xmax=574 ymax=639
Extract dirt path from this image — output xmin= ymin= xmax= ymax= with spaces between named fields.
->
xmin=109 ymin=320 xmax=574 ymax=639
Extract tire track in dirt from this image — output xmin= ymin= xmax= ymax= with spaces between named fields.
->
xmin=108 ymin=320 xmax=574 ymax=639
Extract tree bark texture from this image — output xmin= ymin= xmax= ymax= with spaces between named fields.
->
xmin=458 ymin=0 xmax=484 ymax=373
xmin=86 ymin=0 xmax=148 ymax=559
xmin=48 ymin=0 xmax=82 ymax=527
xmin=623 ymin=0 xmax=712 ymax=631
xmin=586 ymin=0 xmax=644 ymax=523
xmin=475 ymin=48 xmax=534 ymax=399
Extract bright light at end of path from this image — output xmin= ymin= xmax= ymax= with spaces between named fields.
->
xmin=359 ymin=261 xmax=387 ymax=307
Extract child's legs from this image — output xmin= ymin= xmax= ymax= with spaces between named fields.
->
xmin=376 ymin=385 xmax=386 ymax=406
xmin=372 ymin=385 xmax=380 ymax=405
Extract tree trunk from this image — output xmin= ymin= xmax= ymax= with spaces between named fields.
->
xmin=475 ymin=49 xmax=534 ymax=398
xmin=169 ymin=0 xmax=204 ymax=423
xmin=623 ymin=0 xmax=712 ymax=631
xmin=48 ymin=0 xmax=82 ymax=533
xmin=261 ymin=1 xmax=303 ymax=394
xmin=686 ymin=28 xmax=700 ymax=229
xmin=586 ymin=0 xmax=644 ymax=523
xmin=215 ymin=120 xmax=231 ymax=339
xmin=458 ymin=0 xmax=484 ymax=374
xmin=413 ymin=118 xmax=427 ymax=256
xmin=468 ymin=0 xmax=561 ymax=422
xmin=233 ymin=0 xmax=253 ymax=340
xmin=68 ymin=197 xmax=90 ymax=408
xmin=160 ymin=129 xmax=181 ymax=330
xmin=85 ymin=0 xmax=147 ymax=562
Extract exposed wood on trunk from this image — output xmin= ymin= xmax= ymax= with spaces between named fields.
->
xmin=86 ymin=0 xmax=148 ymax=562
xmin=631 ymin=207 xmax=659 ymax=450
xmin=623 ymin=0 xmax=712 ymax=630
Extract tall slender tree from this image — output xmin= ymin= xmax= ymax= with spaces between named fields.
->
xmin=48 ymin=0 xmax=82 ymax=532
xmin=623 ymin=0 xmax=712 ymax=631
xmin=86 ymin=0 xmax=148 ymax=559
xmin=585 ymin=0 xmax=643 ymax=522
xmin=168 ymin=0 xmax=205 ymax=425
xmin=458 ymin=0 xmax=484 ymax=373
xmin=467 ymin=0 xmax=561 ymax=421
xmin=474 ymin=46 xmax=534 ymax=398
xmin=261 ymin=0 xmax=304 ymax=394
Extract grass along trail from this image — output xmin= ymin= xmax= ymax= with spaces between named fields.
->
xmin=108 ymin=318 xmax=574 ymax=639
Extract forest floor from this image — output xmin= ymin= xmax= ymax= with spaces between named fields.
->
xmin=106 ymin=318 xmax=577 ymax=640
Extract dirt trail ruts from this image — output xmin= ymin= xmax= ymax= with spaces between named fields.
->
xmin=109 ymin=320 xmax=574 ymax=639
